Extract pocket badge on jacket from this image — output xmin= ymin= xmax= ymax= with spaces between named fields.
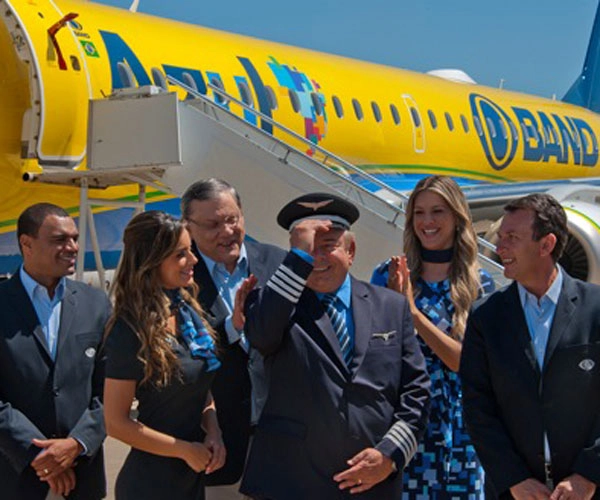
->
xmin=85 ymin=347 xmax=96 ymax=358
xmin=578 ymin=358 xmax=595 ymax=371
xmin=371 ymin=331 xmax=396 ymax=342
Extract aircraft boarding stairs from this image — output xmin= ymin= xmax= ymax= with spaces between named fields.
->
xmin=26 ymin=77 xmax=506 ymax=287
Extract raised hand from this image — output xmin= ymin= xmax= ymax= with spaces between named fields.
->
xmin=233 ymin=274 xmax=258 ymax=331
xmin=289 ymin=219 xmax=333 ymax=255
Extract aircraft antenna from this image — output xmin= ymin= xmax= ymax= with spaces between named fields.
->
xmin=129 ymin=0 xmax=139 ymax=12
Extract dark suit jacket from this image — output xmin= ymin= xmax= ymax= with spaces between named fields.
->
xmin=192 ymin=239 xmax=285 ymax=485
xmin=240 ymin=252 xmax=431 ymax=500
xmin=0 ymin=273 xmax=110 ymax=500
xmin=461 ymin=272 xmax=600 ymax=499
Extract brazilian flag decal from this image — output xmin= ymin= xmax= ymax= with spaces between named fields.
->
xmin=80 ymin=40 xmax=99 ymax=58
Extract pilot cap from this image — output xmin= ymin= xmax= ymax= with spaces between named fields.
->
xmin=277 ymin=193 xmax=360 ymax=231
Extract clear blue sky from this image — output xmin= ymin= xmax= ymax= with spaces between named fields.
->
xmin=96 ymin=0 xmax=598 ymax=99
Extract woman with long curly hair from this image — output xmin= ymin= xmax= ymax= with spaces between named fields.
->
xmin=103 ymin=211 xmax=226 ymax=500
xmin=371 ymin=175 xmax=495 ymax=498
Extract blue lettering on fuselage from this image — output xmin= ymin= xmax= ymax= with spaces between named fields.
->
xmin=469 ymin=93 xmax=598 ymax=169
xmin=99 ymin=30 xmax=151 ymax=89
xmin=98 ymin=31 xmax=274 ymax=133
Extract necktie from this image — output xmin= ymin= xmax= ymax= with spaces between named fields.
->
xmin=321 ymin=294 xmax=352 ymax=367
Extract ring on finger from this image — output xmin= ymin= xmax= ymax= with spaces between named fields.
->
xmin=357 ymin=479 xmax=362 ymax=485
xmin=43 ymin=468 xmax=49 ymax=475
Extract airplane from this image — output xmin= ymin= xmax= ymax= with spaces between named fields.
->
xmin=2 ymin=0 xmax=600 ymax=281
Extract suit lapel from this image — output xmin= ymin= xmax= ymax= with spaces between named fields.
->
xmin=56 ymin=282 xmax=76 ymax=358
xmin=543 ymin=274 xmax=576 ymax=370
xmin=192 ymin=243 xmax=220 ymax=316
xmin=246 ymin=241 xmax=268 ymax=283
xmin=7 ymin=273 xmax=53 ymax=361
xmin=504 ymin=283 xmax=541 ymax=377
xmin=349 ymin=278 xmax=370 ymax=376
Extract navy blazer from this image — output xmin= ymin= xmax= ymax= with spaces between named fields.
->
xmin=193 ymin=239 xmax=285 ymax=485
xmin=461 ymin=272 xmax=600 ymax=499
xmin=240 ymin=252 xmax=431 ymax=500
xmin=0 ymin=273 xmax=110 ymax=500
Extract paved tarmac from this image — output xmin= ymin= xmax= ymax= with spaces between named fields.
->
xmin=104 ymin=436 xmax=129 ymax=500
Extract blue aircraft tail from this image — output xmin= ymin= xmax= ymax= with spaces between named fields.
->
xmin=563 ymin=2 xmax=600 ymax=112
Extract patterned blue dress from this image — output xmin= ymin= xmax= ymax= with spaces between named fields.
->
xmin=371 ymin=264 xmax=495 ymax=499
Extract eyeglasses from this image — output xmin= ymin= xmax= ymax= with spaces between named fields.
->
xmin=186 ymin=215 xmax=241 ymax=234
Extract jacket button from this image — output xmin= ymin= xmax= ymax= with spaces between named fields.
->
xmin=52 ymin=388 xmax=59 ymax=396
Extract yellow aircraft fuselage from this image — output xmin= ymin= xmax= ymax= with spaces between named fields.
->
xmin=1 ymin=0 xmax=599 ymax=269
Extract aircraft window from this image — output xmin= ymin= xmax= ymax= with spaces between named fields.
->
xmin=211 ymin=77 xmax=228 ymax=105
xmin=70 ymin=56 xmax=81 ymax=72
xmin=332 ymin=95 xmax=344 ymax=118
xmin=311 ymin=93 xmax=323 ymax=116
xmin=486 ymin=117 xmax=497 ymax=138
xmin=117 ymin=62 xmax=135 ymax=88
xmin=371 ymin=102 xmax=382 ymax=123
xmin=473 ymin=116 xmax=483 ymax=136
xmin=529 ymin=124 xmax=540 ymax=142
xmin=498 ymin=120 xmax=508 ymax=139
xmin=509 ymin=122 xmax=518 ymax=140
xmin=352 ymin=99 xmax=364 ymax=121
xmin=151 ymin=67 xmax=168 ymax=91
xmin=460 ymin=114 xmax=469 ymax=133
xmin=410 ymin=107 xmax=421 ymax=127
xmin=390 ymin=104 xmax=400 ymax=125
xmin=562 ymin=128 xmax=580 ymax=147
xmin=445 ymin=112 xmax=454 ymax=131
xmin=182 ymin=72 xmax=199 ymax=94
xmin=289 ymin=89 xmax=300 ymax=113
xmin=238 ymin=81 xmax=254 ymax=108
xmin=428 ymin=110 xmax=437 ymax=129
xmin=265 ymin=86 xmax=278 ymax=110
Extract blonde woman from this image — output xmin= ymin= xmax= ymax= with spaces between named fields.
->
xmin=371 ymin=176 xmax=494 ymax=498
xmin=103 ymin=211 xmax=225 ymax=500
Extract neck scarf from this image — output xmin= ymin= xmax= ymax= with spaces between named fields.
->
xmin=421 ymin=247 xmax=453 ymax=263
xmin=166 ymin=289 xmax=220 ymax=372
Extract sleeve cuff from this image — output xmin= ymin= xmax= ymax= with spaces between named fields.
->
xmin=291 ymin=247 xmax=314 ymax=264
xmin=224 ymin=315 xmax=243 ymax=345
xmin=375 ymin=419 xmax=418 ymax=470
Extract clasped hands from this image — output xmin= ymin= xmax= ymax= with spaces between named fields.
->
xmin=510 ymin=475 xmax=596 ymax=500
xmin=333 ymin=448 xmax=395 ymax=494
xmin=31 ymin=437 xmax=82 ymax=497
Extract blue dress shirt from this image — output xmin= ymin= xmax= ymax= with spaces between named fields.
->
xmin=517 ymin=266 xmax=563 ymax=368
xmin=199 ymin=244 xmax=249 ymax=348
xmin=517 ymin=265 xmax=563 ymax=466
xmin=20 ymin=266 xmax=65 ymax=360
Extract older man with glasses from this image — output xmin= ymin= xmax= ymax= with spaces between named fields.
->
xmin=181 ymin=178 xmax=286 ymax=500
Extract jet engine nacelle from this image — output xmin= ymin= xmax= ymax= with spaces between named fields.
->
xmin=559 ymin=200 xmax=600 ymax=284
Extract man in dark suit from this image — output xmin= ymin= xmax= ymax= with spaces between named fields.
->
xmin=239 ymin=193 xmax=431 ymax=500
xmin=181 ymin=179 xmax=285 ymax=498
xmin=0 ymin=203 xmax=110 ymax=499
xmin=461 ymin=194 xmax=600 ymax=500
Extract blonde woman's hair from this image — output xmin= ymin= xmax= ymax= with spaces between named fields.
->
xmin=105 ymin=210 xmax=213 ymax=387
xmin=404 ymin=176 xmax=481 ymax=340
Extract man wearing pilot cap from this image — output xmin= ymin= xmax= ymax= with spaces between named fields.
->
xmin=239 ymin=193 xmax=430 ymax=499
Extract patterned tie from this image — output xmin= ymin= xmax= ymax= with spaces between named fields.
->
xmin=321 ymin=293 xmax=353 ymax=367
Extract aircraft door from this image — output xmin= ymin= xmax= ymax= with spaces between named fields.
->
xmin=402 ymin=94 xmax=426 ymax=153
xmin=9 ymin=1 xmax=92 ymax=167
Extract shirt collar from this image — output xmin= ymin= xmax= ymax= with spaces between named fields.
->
xmin=20 ymin=265 xmax=66 ymax=303
xmin=198 ymin=243 xmax=248 ymax=277
xmin=518 ymin=266 xmax=563 ymax=308
xmin=317 ymin=273 xmax=352 ymax=309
